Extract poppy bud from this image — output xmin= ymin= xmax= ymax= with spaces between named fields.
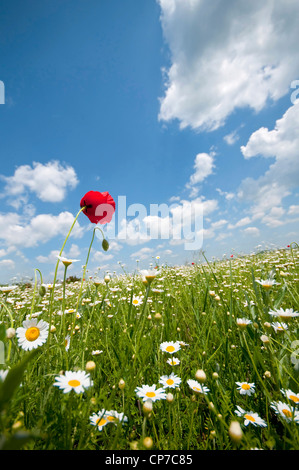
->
xmin=39 ymin=285 xmax=46 ymax=297
xmin=102 ymin=239 xmax=109 ymax=251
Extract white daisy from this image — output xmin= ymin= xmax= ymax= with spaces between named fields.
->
xmin=16 ymin=318 xmax=49 ymax=351
xmin=268 ymin=308 xmax=299 ymax=321
xmin=135 ymin=384 xmax=167 ymax=402
xmin=89 ymin=410 xmax=110 ymax=431
xmin=255 ymin=279 xmax=278 ymax=289
xmin=104 ymin=410 xmax=128 ymax=425
xmin=53 ymin=370 xmax=93 ymax=394
xmin=270 ymin=401 xmax=299 ymax=423
xmin=271 ymin=322 xmax=288 ymax=333
xmin=159 ymin=373 xmax=181 ymax=389
xmin=187 ymin=379 xmax=210 ymax=395
xmin=160 ymin=341 xmax=181 ymax=354
xmin=57 ymin=255 xmax=80 ymax=267
xmin=235 ymin=405 xmax=267 ymax=427
xmin=0 ymin=285 xmax=18 ymax=294
xmin=132 ymin=295 xmax=143 ymax=306
xmin=236 ymin=381 xmax=256 ymax=396
xmin=236 ymin=318 xmax=252 ymax=329
xmin=166 ymin=357 xmax=180 ymax=366
xmin=281 ymin=389 xmax=299 ymax=405
xmin=65 ymin=335 xmax=70 ymax=351
xmin=89 ymin=409 xmax=128 ymax=431
xmin=140 ymin=269 xmax=159 ymax=284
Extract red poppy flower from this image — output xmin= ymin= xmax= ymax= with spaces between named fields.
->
xmin=80 ymin=191 xmax=116 ymax=224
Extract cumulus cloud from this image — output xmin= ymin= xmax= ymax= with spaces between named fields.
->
xmin=186 ymin=152 xmax=215 ymax=196
xmin=116 ymin=196 xmax=218 ymax=248
xmin=238 ymin=103 xmax=299 ymax=225
xmin=130 ymin=247 xmax=154 ymax=260
xmin=1 ymin=161 xmax=78 ymax=205
xmin=158 ymin=0 xmax=299 ymax=131
xmin=243 ymin=227 xmax=260 ymax=237
xmin=0 ymin=211 xmax=84 ymax=248
xmin=0 ymin=259 xmax=15 ymax=270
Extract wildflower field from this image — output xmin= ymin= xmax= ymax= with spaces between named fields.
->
xmin=0 ymin=238 xmax=298 ymax=451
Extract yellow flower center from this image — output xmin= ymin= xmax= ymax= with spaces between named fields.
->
xmin=25 ymin=326 xmax=40 ymax=342
xmin=133 ymin=299 xmax=139 ymax=304
xmin=166 ymin=345 xmax=175 ymax=352
xmin=107 ymin=416 xmax=117 ymax=422
xmin=244 ymin=414 xmax=255 ymax=422
xmin=289 ymin=395 xmax=299 ymax=403
xmin=68 ymin=379 xmax=81 ymax=388
xmin=282 ymin=409 xmax=292 ymax=418
xmin=146 ymin=391 xmax=156 ymax=398
xmin=193 ymin=387 xmax=201 ymax=392
xmin=96 ymin=417 xmax=107 ymax=427
xmin=166 ymin=379 xmax=174 ymax=386
xmin=62 ymin=260 xmax=72 ymax=267
xmin=241 ymin=384 xmax=251 ymax=390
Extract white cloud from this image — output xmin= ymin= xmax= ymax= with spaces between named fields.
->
xmin=186 ymin=152 xmax=215 ymax=196
xmin=36 ymin=244 xmax=81 ymax=264
xmin=238 ymin=103 xmax=299 ymax=223
xmin=224 ymin=130 xmax=240 ymax=145
xmin=216 ymin=188 xmax=235 ymax=201
xmin=130 ymin=247 xmax=154 ymax=261
xmin=288 ymin=205 xmax=299 ymax=215
xmin=0 ymin=259 xmax=15 ymax=270
xmin=1 ymin=161 xmax=78 ymax=204
xmin=93 ymin=251 xmax=114 ymax=262
xmin=0 ymin=211 xmax=84 ymax=248
xmin=228 ymin=217 xmax=251 ymax=230
xmin=158 ymin=0 xmax=299 ymax=131
xmin=116 ymin=196 xmax=218 ymax=248
xmin=243 ymin=227 xmax=260 ymax=237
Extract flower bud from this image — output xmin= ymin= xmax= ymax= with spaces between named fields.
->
xmin=102 ymin=239 xmax=109 ymax=252
xmin=6 ymin=327 xmax=16 ymax=339
xmin=39 ymin=285 xmax=47 ymax=297
xmin=195 ymin=369 xmax=206 ymax=383
xmin=229 ymin=421 xmax=243 ymax=444
xmin=143 ymin=437 xmax=153 ymax=449
xmin=260 ymin=334 xmax=270 ymax=344
xmin=118 ymin=379 xmax=125 ymax=390
xmin=143 ymin=400 xmax=153 ymax=415
xmin=85 ymin=361 xmax=96 ymax=371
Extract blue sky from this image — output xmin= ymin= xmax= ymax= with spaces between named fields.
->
xmin=0 ymin=0 xmax=298 ymax=283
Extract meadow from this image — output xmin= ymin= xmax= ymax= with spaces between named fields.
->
xmin=0 ymin=243 xmax=298 ymax=450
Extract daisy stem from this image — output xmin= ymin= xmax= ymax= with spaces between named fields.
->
xmin=135 ymin=284 xmax=151 ymax=351
xmin=46 ymin=206 xmax=86 ymax=368
xmin=0 ymin=301 xmax=14 ymax=363
xmin=186 ymin=403 xmax=196 ymax=450
xmin=241 ymin=332 xmax=272 ymax=400
xmin=142 ymin=416 xmax=147 ymax=440
xmin=29 ymin=268 xmax=43 ymax=320
xmin=70 ymin=226 xmax=103 ymax=354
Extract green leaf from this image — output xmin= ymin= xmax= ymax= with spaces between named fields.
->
xmin=0 ymin=348 xmax=40 ymax=412
xmin=0 ymin=322 xmax=6 ymax=342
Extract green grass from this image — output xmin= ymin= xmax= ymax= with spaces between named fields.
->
xmin=0 ymin=246 xmax=298 ymax=450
